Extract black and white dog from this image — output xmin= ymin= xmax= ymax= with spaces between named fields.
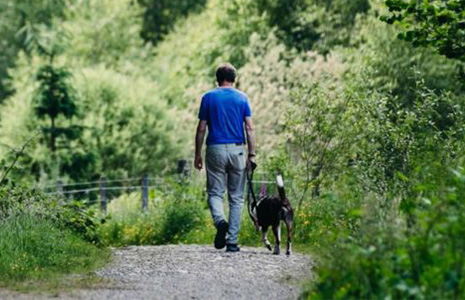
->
xmin=249 ymin=175 xmax=294 ymax=255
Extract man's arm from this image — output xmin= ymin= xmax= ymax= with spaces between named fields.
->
xmin=194 ymin=120 xmax=207 ymax=170
xmin=245 ymin=117 xmax=256 ymax=164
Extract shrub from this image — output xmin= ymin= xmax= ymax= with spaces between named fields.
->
xmin=0 ymin=185 xmax=107 ymax=283
xmin=304 ymin=166 xmax=465 ymax=299
xmin=0 ymin=186 xmax=104 ymax=244
xmin=0 ymin=214 xmax=108 ymax=282
xmin=98 ymin=180 xmax=206 ymax=246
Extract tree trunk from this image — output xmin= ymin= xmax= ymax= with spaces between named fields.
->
xmin=50 ymin=116 xmax=56 ymax=152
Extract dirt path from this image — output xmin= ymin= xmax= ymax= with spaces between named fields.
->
xmin=0 ymin=244 xmax=313 ymax=299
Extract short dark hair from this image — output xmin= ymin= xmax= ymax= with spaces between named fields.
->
xmin=216 ymin=63 xmax=236 ymax=84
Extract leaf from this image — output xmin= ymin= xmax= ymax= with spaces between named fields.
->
xmin=395 ymin=171 xmax=409 ymax=182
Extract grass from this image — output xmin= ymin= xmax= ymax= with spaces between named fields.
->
xmin=98 ymin=188 xmax=206 ymax=246
xmin=0 ymin=214 xmax=109 ymax=289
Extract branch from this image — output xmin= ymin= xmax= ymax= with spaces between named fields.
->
xmin=0 ymin=131 xmax=41 ymax=186
xmin=0 ymin=142 xmax=17 ymax=154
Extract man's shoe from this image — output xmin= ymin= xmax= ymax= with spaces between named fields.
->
xmin=214 ymin=221 xmax=229 ymax=249
xmin=226 ymin=244 xmax=240 ymax=252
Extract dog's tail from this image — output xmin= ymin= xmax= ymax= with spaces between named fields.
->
xmin=276 ymin=175 xmax=286 ymax=201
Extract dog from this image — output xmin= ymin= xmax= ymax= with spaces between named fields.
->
xmin=254 ymin=175 xmax=294 ymax=255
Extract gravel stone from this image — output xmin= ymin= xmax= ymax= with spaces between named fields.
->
xmin=0 ymin=244 xmax=313 ymax=300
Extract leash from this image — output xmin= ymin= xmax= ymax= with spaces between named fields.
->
xmin=246 ymin=161 xmax=260 ymax=230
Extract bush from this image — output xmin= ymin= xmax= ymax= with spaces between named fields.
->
xmin=0 ymin=214 xmax=108 ymax=282
xmin=98 ymin=180 xmax=206 ymax=246
xmin=0 ymin=186 xmax=107 ymax=283
xmin=304 ymin=166 xmax=465 ymax=299
xmin=0 ymin=186 xmax=104 ymax=244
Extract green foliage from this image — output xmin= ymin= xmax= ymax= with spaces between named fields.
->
xmin=0 ymin=0 xmax=68 ymax=101
xmin=352 ymin=77 xmax=465 ymax=200
xmin=0 ymin=186 xmax=103 ymax=244
xmin=223 ymin=0 xmax=370 ymax=53
xmin=59 ymin=200 xmax=104 ymax=244
xmin=291 ymin=65 xmax=465 ymax=298
xmin=76 ymin=68 xmax=183 ymax=179
xmin=247 ymin=49 xmax=465 ymax=297
xmin=382 ymin=0 xmax=465 ymax=61
xmin=284 ymin=81 xmax=362 ymax=203
xmin=0 ymin=0 xmax=185 ymax=182
xmin=237 ymin=33 xmax=345 ymax=153
xmin=98 ymin=180 xmax=206 ymax=246
xmin=157 ymin=185 xmax=205 ymax=244
xmin=35 ymin=65 xmax=76 ymax=120
xmin=0 ymin=185 xmax=107 ymax=283
xmin=2 ymin=0 xmax=465 ymax=297
xmin=139 ymin=0 xmax=208 ymax=44
xmin=305 ymin=166 xmax=465 ymax=299
xmin=63 ymin=0 xmax=148 ymax=67
xmin=0 ymin=214 xmax=107 ymax=282
xmin=354 ymin=15 xmax=465 ymax=105
xmin=34 ymin=64 xmax=79 ymax=154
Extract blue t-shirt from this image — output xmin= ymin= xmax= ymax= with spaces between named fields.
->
xmin=198 ymin=87 xmax=252 ymax=145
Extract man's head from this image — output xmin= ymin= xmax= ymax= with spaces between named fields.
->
xmin=216 ymin=63 xmax=236 ymax=86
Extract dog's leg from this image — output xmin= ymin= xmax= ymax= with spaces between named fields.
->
xmin=272 ymin=224 xmax=281 ymax=255
xmin=285 ymin=219 xmax=293 ymax=256
xmin=261 ymin=227 xmax=272 ymax=251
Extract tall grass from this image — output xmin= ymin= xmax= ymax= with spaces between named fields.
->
xmin=98 ymin=182 xmax=206 ymax=246
xmin=0 ymin=187 xmax=109 ymax=286
xmin=0 ymin=214 xmax=108 ymax=283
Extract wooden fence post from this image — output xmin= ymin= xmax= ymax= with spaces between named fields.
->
xmin=177 ymin=159 xmax=190 ymax=184
xmin=57 ymin=180 xmax=63 ymax=197
xmin=177 ymin=159 xmax=187 ymax=175
xmin=141 ymin=175 xmax=149 ymax=212
xmin=100 ymin=176 xmax=107 ymax=214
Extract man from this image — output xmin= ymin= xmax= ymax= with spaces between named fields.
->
xmin=194 ymin=63 xmax=256 ymax=252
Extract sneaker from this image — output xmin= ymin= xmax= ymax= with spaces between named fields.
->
xmin=226 ymin=244 xmax=241 ymax=252
xmin=214 ymin=220 xmax=229 ymax=249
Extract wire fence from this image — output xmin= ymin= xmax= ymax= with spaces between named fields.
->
xmin=42 ymin=175 xmax=280 ymax=194
xmin=40 ymin=170 xmax=292 ymax=214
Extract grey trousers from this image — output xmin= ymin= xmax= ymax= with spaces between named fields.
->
xmin=206 ymin=143 xmax=247 ymax=245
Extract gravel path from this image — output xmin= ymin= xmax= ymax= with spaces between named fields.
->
xmin=0 ymin=244 xmax=313 ymax=300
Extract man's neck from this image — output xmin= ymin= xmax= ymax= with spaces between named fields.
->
xmin=219 ymin=82 xmax=234 ymax=88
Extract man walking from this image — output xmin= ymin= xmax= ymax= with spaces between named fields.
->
xmin=194 ymin=63 xmax=256 ymax=252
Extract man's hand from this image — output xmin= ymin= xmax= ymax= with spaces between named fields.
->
xmin=195 ymin=120 xmax=207 ymax=171
xmin=195 ymin=155 xmax=203 ymax=170
xmin=244 ymin=117 xmax=256 ymax=171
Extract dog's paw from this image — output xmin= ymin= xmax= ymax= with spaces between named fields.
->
xmin=273 ymin=248 xmax=280 ymax=255
xmin=286 ymin=250 xmax=291 ymax=256
xmin=266 ymin=244 xmax=272 ymax=251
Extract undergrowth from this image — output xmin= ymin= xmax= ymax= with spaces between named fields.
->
xmin=0 ymin=187 xmax=109 ymax=286
xmin=0 ymin=214 xmax=108 ymax=284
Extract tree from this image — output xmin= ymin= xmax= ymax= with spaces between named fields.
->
xmin=223 ymin=0 xmax=370 ymax=53
xmin=138 ymin=0 xmax=207 ymax=44
xmin=382 ymin=0 xmax=465 ymax=61
xmin=0 ymin=0 xmax=68 ymax=102
xmin=34 ymin=64 xmax=78 ymax=153
xmin=32 ymin=25 xmax=80 ymax=155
